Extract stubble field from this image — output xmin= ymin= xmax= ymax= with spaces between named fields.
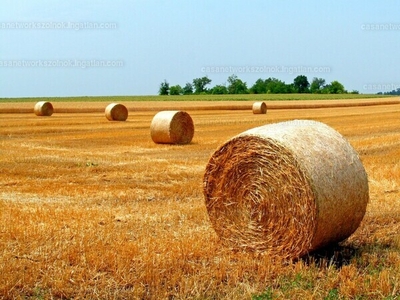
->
xmin=1 ymin=98 xmax=400 ymax=299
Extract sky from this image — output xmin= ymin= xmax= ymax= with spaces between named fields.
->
xmin=1 ymin=0 xmax=400 ymax=97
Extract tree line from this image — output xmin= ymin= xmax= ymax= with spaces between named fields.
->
xmin=378 ymin=88 xmax=400 ymax=95
xmin=158 ymin=75 xmax=358 ymax=95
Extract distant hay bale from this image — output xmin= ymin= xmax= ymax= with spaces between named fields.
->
xmin=105 ymin=103 xmax=128 ymax=121
xmin=252 ymin=101 xmax=267 ymax=114
xmin=150 ymin=110 xmax=194 ymax=144
xmin=34 ymin=101 xmax=54 ymax=116
xmin=203 ymin=120 xmax=369 ymax=259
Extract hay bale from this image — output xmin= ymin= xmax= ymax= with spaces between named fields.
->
xmin=34 ymin=101 xmax=54 ymax=116
xmin=150 ymin=110 xmax=194 ymax=144
xmin=105 ymin=103 xmax=128 ymax=121
xmin=252 ymin=101 xmax=267 ymax=114
xmin=203 ymin=120 xmax=369 ymax=259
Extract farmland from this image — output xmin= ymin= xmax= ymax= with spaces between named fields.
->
xmin=1 ymin=97 xmax=400 ymax=299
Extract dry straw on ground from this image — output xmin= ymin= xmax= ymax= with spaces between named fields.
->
xmin=150 ymin=110 xmax=194 ymax=144
xmin=203 ymin=119 xmax=369 ymax=259
xmin=105 ymin=103 xmax=128 ymax=121
xmin=252 ymin=101 xmax=267 ymax=114
xmin=34 ymin=101 xmax=54 ymax=116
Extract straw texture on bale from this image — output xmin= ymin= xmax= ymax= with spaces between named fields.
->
xmin=150 ymin=110 xmax=194 ymax=144
xmin=34 ymin=101 xmax=54 ymax=116
xmin=105 ymin=103 xmax=128 ymax=121
xmin=252 ymin=101 xmax=267 ymax=114
xmin=203 ymin=120 xmax=369 ymax=259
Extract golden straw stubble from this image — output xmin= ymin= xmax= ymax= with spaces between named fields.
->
xmin=203 ymin=120 xmax=369 ymax=259
xmin=34 ymin=101 xmax=54 ymax=116
xmin=252 ymin=101 xmax=267 ymax=114
xmin=150 ymin=110 xmax=194 ymax=144
xmin=105 ymin=103 xmax=128 ymax=121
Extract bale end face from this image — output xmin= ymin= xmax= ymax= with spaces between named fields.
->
xmin=150 ymin=110 xmax=194 ymax=144
xmin=105 ymin=103 xmax=128 ymax=121
xmin=34 ymin=101 xmax=54 ymax=116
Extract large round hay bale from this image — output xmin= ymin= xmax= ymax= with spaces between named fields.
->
xmin=105 ymin=103 xmax=128 ymax=121
xmin=34 ymin=101 xmax=54 ymax=116
xmin=150 ymin=110 xmax=194 ymax=144
xmin=252 ymin=101 xmax=267 ymax=114
xmin=203 ymin=120 xmax=369 ymax=259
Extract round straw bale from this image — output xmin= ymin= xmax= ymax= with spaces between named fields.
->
xmin=203 ymin=120 xmax=369 ymax=259
xmin=34 ymin=101 xmax=54 ymax=116
xmin=252 ymin=101 xmax=267 ymax=114
xmin=105 ymin=103 xmax=128 ymax=121
xmin=150 ymin=110 xmax=194 ymax=144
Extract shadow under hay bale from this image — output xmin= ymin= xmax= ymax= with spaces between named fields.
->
xmin=34 ymin=101 xmax=54 ymax=116
xmin=105 ymin=103 xmax=128 ymax=121
xmin=203 ymin=119 xmax=369 ymax=259
xmin=302 ymin=243 xmax=358 ymax=268
xmin=252 ymin=101 xmax=267 ymax=114
xmin=150 ymin=110 xmax=194 ymax=144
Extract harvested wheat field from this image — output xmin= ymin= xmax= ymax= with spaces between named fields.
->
xmin=1 ymin=98 xmax=400 ymax=299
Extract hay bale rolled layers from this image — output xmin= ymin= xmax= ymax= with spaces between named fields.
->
xmin=252 ymin=101 xmax=267 ymax=114
xmin=150 ymin=110 xmax=194 ymax=144
xmin=203 ymin=120 xmax=369 ymax=259
xmin=34 ymin=101 xmax=54 ymax=116
xmin=105 ymin=103 xmax=128 ymax=121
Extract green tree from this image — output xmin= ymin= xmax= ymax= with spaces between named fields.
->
xmin=329 ymin=80 xmax=346 ymax=94
xmin=210 ymin=84 xmax=228 ymax=94
xmin=169 ymin=84 xmax=182 ymax=95
xmin=310 ymin=77 xmax=326 ymax=94
xmin=321 ymin=85 xmax=331 ymax=94
xmin=250 ymin=78 xmax=267 ymax=94
xmin=158 ymin=80 xmax=169 ymax=95
xmin=227 ymin=74 xmax=248 ymax=94
xmin=265 ymin=78 xmax=292 ymax=93
xmin=182 ymin=82 xmax=193 ymax=95
xmin=193 ymin=76 xmax=212 ymax=94
xmin=293 ymin=75 xmax=310 ymax=93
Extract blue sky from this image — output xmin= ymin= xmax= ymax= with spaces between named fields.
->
xmin=1 ymin=0 xmax=399 ymax=97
